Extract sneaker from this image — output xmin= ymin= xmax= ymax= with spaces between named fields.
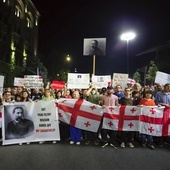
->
xmin=85 ymin=141 xmax=90 ymax=145
xmin=26 ymin=142 xmax=30 ymax=145
xmin=39 ymin=141 xmax=44 ymax=144
xmin=120 ymin=142 xmax=125 ymax=148
xmin=94 ymin=141 xmax=99 ymax=145
xmin=70 ymin=141 xmax=74 ymax=144
xmin=19 ymin=143 xmax=22 ymax=146
xmin=101 ymin=142 xmax=108 ymax=148
xmin=128 ymin=142 xmax=134 ymax=148
xmin=76 ymin=142 xmax=80 ymax=145
xmin=110 ymin=143 xmax=117 ymax=149
xmin=53 ymin=141 xmax=57 ymax=144
xmin=141 ymin=142 xmax=146 ymax=148
xmin=147 ymin=143 xmax=155 ymax=150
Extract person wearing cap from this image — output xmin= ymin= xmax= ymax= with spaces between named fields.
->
xmin=100 ymin=85 xmax=120 ymax=149
xmin=138 ymin=90 xmax=156 ymax=150
xmin=84 ymin=86 xmax=101 ymax=145
xmin=154 ymin=83 xmax=170 ymax=146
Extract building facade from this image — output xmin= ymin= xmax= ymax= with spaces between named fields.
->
xmin=0 ymin=0 xmax=40 ymax=86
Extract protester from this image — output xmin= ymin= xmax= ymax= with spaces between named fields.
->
xmin=84 ymin=86 xmax=101 ymax=145
xmin=154 ymin=83 xmax=170 ymax=147
xmin=69 ymin=91 xmax=82 ymax=145
xmin=100 ymin=85 xmax=120 ymax=149
xmin=138 ymin=90 xmax=156 ymax=149
xmin=119 ymin=88 xmax=135 ymax=148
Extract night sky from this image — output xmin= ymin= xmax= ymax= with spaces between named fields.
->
xmin=32 ymin=0 xmax=170 ymax=78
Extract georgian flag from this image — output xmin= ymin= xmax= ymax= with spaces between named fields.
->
xmin=102 ymin=106 xmax=140 ymax=131
xmin=57 ymin=98 xmax=103 ymax=132
xmin=140 ymin=106 xmax=170 ymax=136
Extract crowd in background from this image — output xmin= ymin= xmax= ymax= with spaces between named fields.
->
xmin=0 ymin=82 xmax=170 ymax=150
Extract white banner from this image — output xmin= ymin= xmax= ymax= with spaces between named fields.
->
xmin=14 ymin=77 xmax=24 ymax=86
xmin=67 ymin=73 xmax=90 ymax=89
xmin=91 ymin=75 xmax=111 ymax=88
xmin=2 ymin=101 xmax=60 ymax=145
xmin=155 ymin=71 xmax=170 ymax=85
xmin=24 ymin=75 xmax=43 ymax=89
xmin=112 ymin=73 xmax=128 ymax=90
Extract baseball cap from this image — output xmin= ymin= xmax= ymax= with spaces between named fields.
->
xmin=107 ymin=86 xmax=114 ymax=90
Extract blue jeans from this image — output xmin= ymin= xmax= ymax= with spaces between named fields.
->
xmin=141 ymin=134 xmax=153 ymax=143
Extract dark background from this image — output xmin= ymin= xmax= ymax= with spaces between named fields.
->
xmin=32 ymin=0 xmax=170 ymax=77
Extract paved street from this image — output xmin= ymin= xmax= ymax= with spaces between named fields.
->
xmin=0 ymin=140 xmax=170 ymax=170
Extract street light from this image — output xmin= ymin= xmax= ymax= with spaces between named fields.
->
xmin=66 ymin=55 xmax=71 ymax=62
xmin=120 ymin=32 xmax=136 ymax=75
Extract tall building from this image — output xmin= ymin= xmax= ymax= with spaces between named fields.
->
xmin=0 ymin=0 xmax=40 ymax=86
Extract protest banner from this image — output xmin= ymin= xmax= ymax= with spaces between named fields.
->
xmin=155 ymin=71 xmax=170 ymax=85
xmin=91 ymin=75 xmax=111 ymax=88
xmin=67 ymin=73 xmax=90 ymax=89
xmin=112 ymin=73 xmax=128 ymax=90
xmin=2 ymin=101 xmax=60 ymax=145
xmin=24 ymin=75 xmax=43 ymax=89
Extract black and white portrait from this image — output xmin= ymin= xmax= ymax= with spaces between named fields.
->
xmin=5 ymin=105 xmax=34 ymax=140
xmin=83 ymin=38 xmax=106 ymax=56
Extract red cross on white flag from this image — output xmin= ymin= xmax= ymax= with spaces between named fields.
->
xmin=140 ymin=106 xmax=170 ymax=136
xmin=57 ymin=98 xmax=103 ymax=132
xmin=102 ymin=106 xmax=140 ymax=131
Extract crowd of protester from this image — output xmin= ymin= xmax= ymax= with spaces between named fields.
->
xmin=0 ymin=82 xmax=170 ymax=150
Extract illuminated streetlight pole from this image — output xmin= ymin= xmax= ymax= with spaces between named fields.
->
xmin=120 ymin=32 xmax=136 ymax=75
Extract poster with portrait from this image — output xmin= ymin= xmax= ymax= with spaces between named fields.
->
xmin=91 ymin=75 xmax=111 ymax=88
xmin=83 ymin=38 xmax=106 ymax=56
xmin=2 ymin=101 xmax=60 ymax=145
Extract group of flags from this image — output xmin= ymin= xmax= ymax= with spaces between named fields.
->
xmin=57 ymin=98 xmax=170 ymax=137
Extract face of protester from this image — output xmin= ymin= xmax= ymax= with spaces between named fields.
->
xmin=91 ymin=89 xmax=96 ymax=95
xmin=145 ymin=92 xmax=152 ymax=99
xmin=13 ymin=108 xmax=24 ymax=121
xmin=17 ymin=87 xmax=23 ymax=94
xmin=45 ymin=90 xmax=51 ymax=97
xmin=72 ymin=91 xmax=80 ymax=99
xmin=124 ymin=88 xmax=131 ymax=97
xmin=22 ymin=91 xmax=29 ymax=98
xmin=107 ymin=89 xmax=113 ymax=95
xmin=115 ymin=86 xmax=122 ymax=93
xmin=164 ymin=85 xmax=170 ymax=93
xmin=4 ymin=92 xmax=12 ymax=101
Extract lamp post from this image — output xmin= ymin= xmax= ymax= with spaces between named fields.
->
xmin=120 ymin=32 xmax=136 ymax=75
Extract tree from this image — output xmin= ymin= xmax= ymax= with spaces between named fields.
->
xmin=133 ymin=70 xmax=141 ymax=83
xmin=146 ymin=61 xmax=158 ymax=85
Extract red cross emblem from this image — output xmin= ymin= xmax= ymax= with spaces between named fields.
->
xmin=84 ymin=122 xmax=91 ymax=127
xmin=130 ymin=108 xmax=136 ymax=113
xmin=150 ymin=108 xmax=156 ymax=114
xmin=128 ymin=122 xmax=134 ymax=128
xmin=109 ymin=107 xmax=114 ymax=112
xmin=58 ymin=113 xmax=63 ymax=117
xmin=148 ymin=127 xmax=154 ymax=133
xmin=108 ymin=121 xmax=113 ymax=127
xmin=90 ymin=105 xmax=96 ymax=110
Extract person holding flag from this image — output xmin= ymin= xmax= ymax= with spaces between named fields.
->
xmin=100 ymin=85 xmax=120 ymax=148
